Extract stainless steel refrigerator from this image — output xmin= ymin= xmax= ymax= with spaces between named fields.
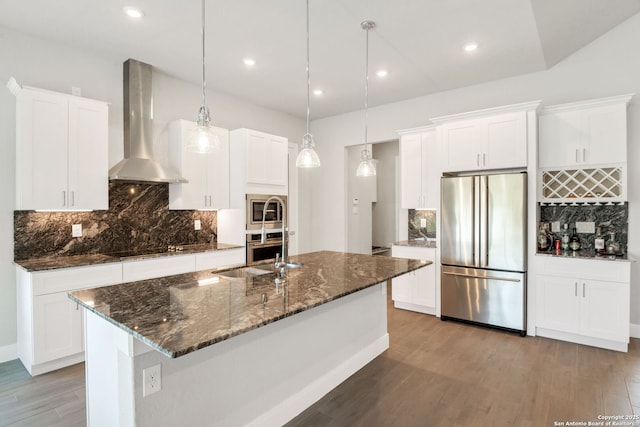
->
xmin=440 ymin=172 xmax=527 ymax=335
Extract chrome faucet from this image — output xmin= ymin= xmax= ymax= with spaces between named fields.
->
xmin=260 ymin=195 xmax=287 ymax=274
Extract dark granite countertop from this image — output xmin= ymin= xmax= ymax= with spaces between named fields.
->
xmin=15 ymin=243 xmax=243 ymax=272
xmin=69 ymin=251 xmax=429 ymax=358
xmin=394 ymin=239 xmax=438 ymax=249
xmin=536 ymin=249 xmax=632 ymax=262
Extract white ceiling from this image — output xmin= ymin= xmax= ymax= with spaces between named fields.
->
xmin=1 ymin=0 xmax=639 ymax=119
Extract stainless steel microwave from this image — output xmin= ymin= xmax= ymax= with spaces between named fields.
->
xmin=246 ymin=194 xmax=287 ymax=230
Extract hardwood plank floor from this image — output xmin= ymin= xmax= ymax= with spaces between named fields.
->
xmin=2 ymin=285 xmax=640 ymax=426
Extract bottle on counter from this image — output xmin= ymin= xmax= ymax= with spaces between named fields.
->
xmin=538 ymin=223 xmax=549 ymax=251
xmin=569 ymin=227 xmax=581 ymax=251
xmin=606 ymin=231 xmax=620 ymax=254
xmin=561 ymin=224 xmax=570 ymax=251
xmin=594 ymin=226 xmax=605 ymax=253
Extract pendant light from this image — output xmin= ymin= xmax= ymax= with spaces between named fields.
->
xmin=356 ymin=20 xmax=376 ymax=177
xmin=186 ymin=0 xmax=220 ymax=153
xmin=295 ymin=0 xmax=321 ymax=168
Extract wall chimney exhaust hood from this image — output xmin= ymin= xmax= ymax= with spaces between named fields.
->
xmin=109 ymin=59 xmax=187 ymax=183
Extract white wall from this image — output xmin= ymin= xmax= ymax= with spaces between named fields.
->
xmin=0 ymin=27 xmax=306 ymax=359
xmin=372 ymin=140 xmax=399 ymax=249
xmin=306 ymin=13 xmax=640 ymax=324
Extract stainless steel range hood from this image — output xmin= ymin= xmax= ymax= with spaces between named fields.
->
xmin=109 ymin=59 xmax=187 ymax=183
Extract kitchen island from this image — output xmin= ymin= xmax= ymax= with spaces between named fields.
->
xmin=69 ymin=250 xmax=428 ymax=427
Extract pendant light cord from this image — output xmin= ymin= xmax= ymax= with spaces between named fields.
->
xmin=201 ymin=0 xmax=207 ymax=108
xmin=305 ymin=0 xmax=311 ymax=136
xmin=364 ymin=23 xmax=369 ymax=151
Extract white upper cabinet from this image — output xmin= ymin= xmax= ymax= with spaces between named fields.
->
xmin=538 ymin=94 xmax=632 ymax=169
xmin=229 ymin=128 xmax=288 ymax=208
xmin=168 ymin=119 xmax=230 ymax=210
xmin=11 ymin=81 xmax=109 ymax=210
xmin=398 ymin=126 xmax=439 ymax=209
xmin=433 ymin=101 xmax=539 ymax=173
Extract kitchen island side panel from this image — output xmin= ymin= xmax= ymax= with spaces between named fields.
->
xmin=84 ymin=282 xmax=388 ymax=427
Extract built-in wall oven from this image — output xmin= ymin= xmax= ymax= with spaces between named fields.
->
xmin=246 ymin=231 xmax=284 ymax=263
xmin=246 ymin=194 xmax=287 ymax=231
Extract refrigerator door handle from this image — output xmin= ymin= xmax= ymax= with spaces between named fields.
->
xmin=478 ymin=175 xmax=488 ymax=268
xmin=442 ymin=271 xmax=521 ymax=283
xmin=473 ymin=176 xmax=481 ymax=267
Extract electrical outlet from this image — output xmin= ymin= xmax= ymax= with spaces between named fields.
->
xmin=194 ymin=219 xmax=201 ymax=231
xmin=143 ymin=364 xmax=161 ymax=397
xmin=576 ymin=221 xmax=595 ymax=233
xmin=420 ymin=218 xmax=427 ymax=228
xmin=551 ymin=221 xmax=560 ymax=233
xmin=71 ymin=224 xmax=82 ymax=237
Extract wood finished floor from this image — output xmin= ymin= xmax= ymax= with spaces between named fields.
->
xmin=2 ymin=285 xmax=640 ymax=426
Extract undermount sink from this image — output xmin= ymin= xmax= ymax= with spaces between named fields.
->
xmin=215 ymin=262 xmax=304 ymax=278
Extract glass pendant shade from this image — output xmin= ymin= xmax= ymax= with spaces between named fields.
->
xmin=296 ymin=133 xmax=321 ymax=168
xmin=356 ymin=148 xmax=376 ymax=177
xmin=186 ymin=106 xmax=219 ymax=153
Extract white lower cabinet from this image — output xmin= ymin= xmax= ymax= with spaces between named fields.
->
xmin=535 ymin=256 xmax=630 ymax=352
xmin=17 ymin=263 xmax=123 ymax=375
xmin=195 ymin=248 xmax=245 ymax=271
xmin=17 ymin=248 xmax=245 ymax=375
xmin=391 ymin=245 xmax=437 ymax=315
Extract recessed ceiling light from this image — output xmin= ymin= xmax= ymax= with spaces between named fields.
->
xmin=313 ymin=89 xmax=323 ymax=96
xmin=463 ymin=42 xmax=478 ymax=52
xmin=376 ymin=70 xmax=388 ymax=78
xmin=243 ymin=58 xmax=256 ymax=67
xmin=123 ymin=6 xmax=144 ymax=19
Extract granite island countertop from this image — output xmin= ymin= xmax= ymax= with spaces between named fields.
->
xmin=69 ymin=250 xmax=429 ymax=358
xmin=14 ymin=242 xmax=243 ymax=272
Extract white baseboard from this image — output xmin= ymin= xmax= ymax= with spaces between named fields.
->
xmin=0 ymin=343 xmax=17 ymax=364
xmin=247 ymin=333 xmax=390 ymax=427
xmin=630 ymin=323 xmax=640 ymax=339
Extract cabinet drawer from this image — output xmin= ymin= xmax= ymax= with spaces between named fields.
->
xmin=195 ymin=248 xmax=245 ymax=271
xmin=391 ymin=245 xmax=436 ymax=261
xmin=32 ymin=263 xmax=123 ymax=295
xmin=536 ymin=256 xmax=630 ymax=283
xmin=122 ymin=254 xmax=195 ymax=282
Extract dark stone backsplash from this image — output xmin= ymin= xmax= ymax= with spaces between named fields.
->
xmin=408 ymin=209 xmax=437 ymax=240
xmin=14 ymin=182 xmax=217 ymax=260
xmin=539 ymin=203 xmax=628 ymax=252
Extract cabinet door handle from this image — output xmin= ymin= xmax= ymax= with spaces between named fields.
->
xmin=71 ymin=191 xmax=75 ymax=207
xmin=209 ymin=195 xmax=212 ymax=207
xmin=574 ymin=282 xmax=578 ymax=297
xmin=204 ymin=195 xmax=208 ymax=207
xmin=582 ymin=282 xmax=586 ymax=298
xmin=576 ymin=149 xmax=579 ymax=163
xmin=62 ymin=191 xmax=66 ymax=207
xmin=483 ymin=153 xmax=486 ymax=166
xmin=476 ymin=154 xmax=480 ymax=167
xmin=583 ymin=148 xmax=587 ymax=163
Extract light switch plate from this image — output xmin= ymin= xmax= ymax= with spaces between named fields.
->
xmin=71 ymin=224 xmax=82 ymax=237
xmin=194 ymin=219 xmax=201 ymax=230
xmin=420 ymin=218 xmax=427 ymax=228
xmin=576 ymin=221 xmax=595 ymax=233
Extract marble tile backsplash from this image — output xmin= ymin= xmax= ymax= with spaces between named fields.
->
xmin=539 ymin=203 xmax=628 ymax=252
xmin=14 ymin=182 xmax=217 ymax=260
xmin=408 ymin=209 xmax=437 ymax=240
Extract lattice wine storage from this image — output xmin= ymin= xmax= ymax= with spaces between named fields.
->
xmin=539 ymin=166 xmax=625 ymax=204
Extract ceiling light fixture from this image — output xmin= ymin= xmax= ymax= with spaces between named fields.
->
xmin=356 ymin=20 xmax=376 ymax=177
xmin=243 ymin=58 xmax=256 ymax=67
xmin=464 ymin=42 xmax=478 ymax=52
xmin=123 ymin=6 xmax=144 ymax=19
xmin=376 ymin=70 xmax=388 ymax=78
xmin=295 ymin=0 xmax=321 ymax=169
xmin=186 ymin=0 xmax=220 ymax=153
xmin=313 ymin=89 xmax=323 ymax=96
